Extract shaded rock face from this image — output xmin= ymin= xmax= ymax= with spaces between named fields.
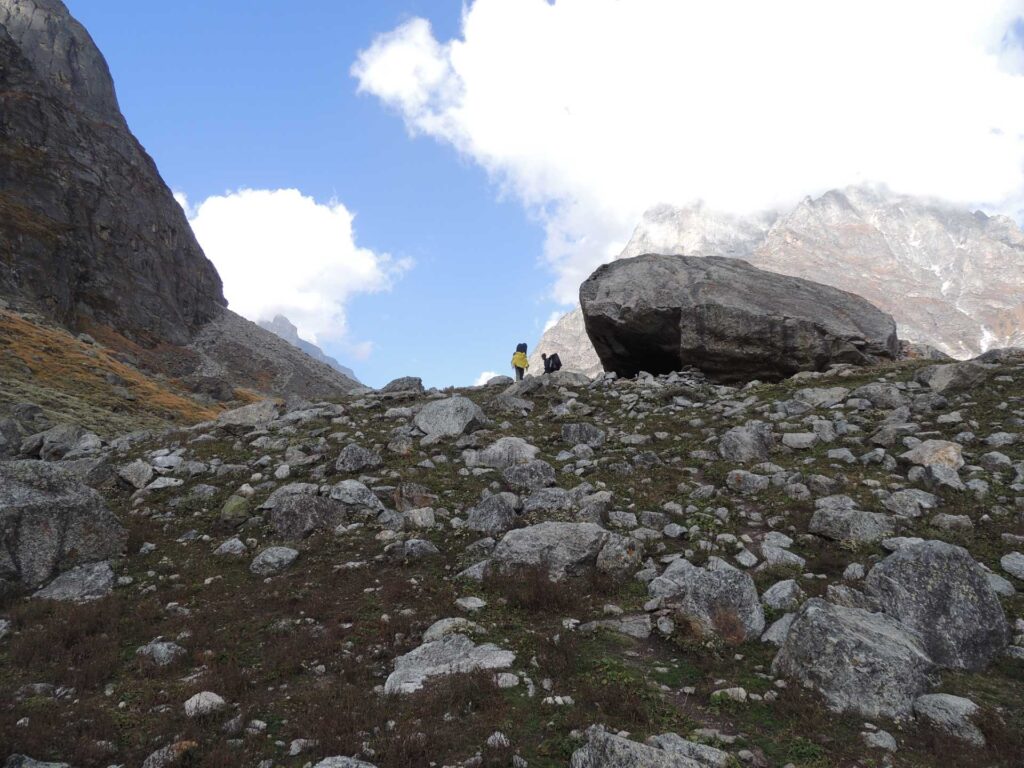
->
xmin=580 ymin=254 xmax=898 ymax=381
xmin=772 ymin=598 xmax=934 ymax=720
xmin=0 ymin=460 xmax=126 ymax=590
xmin=864 ymin=540 xmax=1009 ymax=671
xmin=0 ymin=0 xmax=225 ymax=345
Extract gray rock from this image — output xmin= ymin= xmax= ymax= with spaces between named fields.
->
xmin=900 ymin=440 xmax=964 ymax=469
xmin=646 ymin=732 xmax=732 ymax=767
xmin=725 ymin=469 xmax=769 ymax=495
xmin=0 ymin=460 xmax=126 ymax=590
xmin=913 ymin=693 xmax=985 ymax=747
xmin=561 ymin=423 xmax=606 ymax=448
xmin=772 ymin=598 xmax=933 ymax=719
xmin=794 ymin=386 xmax=850 ymax=408
xmin=809 ymin=507 xmax=895 ymax=545
xmin=579 ymin=254 xmax=897 ymax=381
xmin=882 ymin=489 xmax=939 ymax=518
xmin=380 ymin=376 xmax=424 ymax=394
xmin=718 ymin=421 xmax=774 ymax=463
xmin=137 ymin=638 xmax=187 ymax=666
xmin=761 ymin=612 xmax=796 ymax=646
xmin=580 ymin=614 xmax=653 ymax=640
xmin=335 ymin=443 xmax=383 ymax=473
xmin=467 ymin=436 xmax=540 ymax=470
xmin=849 ymin=383 xmax=908 ymax=409
xmin=648 ymin=558 xmax=765 ymax=642
xmin=117 ymin=458 xmax=154 ymax=490
xmin=329 ymin=480 xmax=387 ymax=517
xmin=761 ymin=579 xmax=805 ymax=611
xmin=3 ymin=757 xmax=72 ymax=768
xmin=270 ymin=494 xmax=349 ymax=540
xmin=413 ymin=396 xmax=487 ymax=439
xmin=1001 ymin=551 xmax=1024 ymax=580
xmin=595 ymin=533 xmax=644 ymax=578
xmin=183 ymin=690 xmax=227 ymax=717
xmin=383 ymin=633 xmax=515 ymax=694
xmin=250 ymin=547 xmax=299 ymax=576
xmin=312 ymin=758 xmax=378 ymax=768
xmin=782 ymin=432 xmax=818 ymax=450
xmin=466 ymin=493 xmax=519 ymax=536
xmin=491 ymin=522 xmax=609 ymax=579
xmin=865 ymin=540 xmax=1009 ymax=671
xmin=217 ymin=400 xmax=278 ymax=427
xmin=32 ymin=561 xmax=114 ymax=602
xmin=570 ymin=726 xmax=703 ymax=767
xmin=915 ymin=362 xmax=991 ymax=394
xmin=502 ymin=460 xmax=556 ymax=491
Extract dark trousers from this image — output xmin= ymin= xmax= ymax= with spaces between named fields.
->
xmin=514 ymin=366 xmax=525 ymax=381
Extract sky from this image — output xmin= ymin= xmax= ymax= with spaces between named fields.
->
xmin=67 ymin=0 xmax=1024 ymax=389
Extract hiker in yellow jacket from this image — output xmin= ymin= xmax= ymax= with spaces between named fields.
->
xmin=511 ymin=343 xmax=529 ymax=381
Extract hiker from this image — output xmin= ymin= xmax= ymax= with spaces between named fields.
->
xmin=541 ymin=352 xmax=562 ymax=374
xmin=511 ymin=343 xmax=529 ymax=381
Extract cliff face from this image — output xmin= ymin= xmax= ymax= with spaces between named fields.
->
xmin=0 ymin=0 xmax=226 ymax=346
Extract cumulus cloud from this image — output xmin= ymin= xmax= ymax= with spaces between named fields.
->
xmin=474 ymin=370 xmax=500 ymax=386
xmin=354 ymin=0 xmax=1024 ymax=302
xmin=179 ymin=188 xmax=410 ymax=347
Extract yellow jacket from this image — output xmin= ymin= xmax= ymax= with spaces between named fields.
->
xmin=511 ymin=351 xmax=529 ymax=369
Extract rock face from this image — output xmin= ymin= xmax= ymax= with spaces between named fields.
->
xmin=491 ymin=522 xmax=610 ymax=579
xmin=864 ymin=540 xmax=1009 ymax=670
xmin=580 ymin=254 xmax=898 ymax=381
xmin=0 ymin=460 xmax=126 ymax=591
xmin=772 ymin=598 xmax=934 ymax=719
xmin=529 ymin=307 xmax=605 ymax=377
xmin=0 ymin=0 xmax=225 ymax=344
xmin=258 ymin=314 xmax=359 ymax=382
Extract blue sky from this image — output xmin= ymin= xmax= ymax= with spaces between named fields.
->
xmin=67 ymin=0 xmax=558 ymax=389
xmin=65 ymin=1 xmax=1024 ymax=389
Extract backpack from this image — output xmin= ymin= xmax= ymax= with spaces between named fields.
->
xmin=516 ymin=342 xmax=527 ymax=354
xmin=549 ymin=353 xmax=562 ymax=372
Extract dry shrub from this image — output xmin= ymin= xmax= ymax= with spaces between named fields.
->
xmin=483 ymin=564 xmax=589 ymax=614
xmin=9 ymin=598 xmax=124 ymax=691
xmin=709 ymin=607 xmax=748 ymax=646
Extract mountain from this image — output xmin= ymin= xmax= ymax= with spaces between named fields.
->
xmin=0 ymin=0 xmax=362 ymax=403
xmin=528 ymin=309 xmax=604 ymax=377
xmin=539 ymin=185 xmax=1024 ymax=370
xmin=258 ymin=315 xmax=360 ymax=382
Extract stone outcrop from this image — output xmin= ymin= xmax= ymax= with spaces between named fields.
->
xmin=0 ymin=460 xmax=126 ymax=591
xmin=580 ymin=254 xmax=898 ymax=381
xmin=258 ymin=314 xmax=359 ymax=382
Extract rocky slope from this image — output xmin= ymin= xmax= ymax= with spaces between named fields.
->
xmin=0 ymin=0 xmax=362 ymax=403
xmin=2 ymin=356 xmax=1022 ymax=767
xmin=258 ymin=315 xmax=360 ymax=382
xmin=539 ymin=186 xmax=1024 ymax=372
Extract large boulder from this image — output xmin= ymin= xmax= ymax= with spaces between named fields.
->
xmin=914 ymin=362 xmax=991 ymax=393
xmin=772 ymin=598 xmax=934 ymax=719
xmin=718 ymin=421 xmax=774 ymax=463
xmin=491 ymin=522 xmax=610 ymax=579
xmin=413 ymin=396 xmax=487 ymax=439
xmin=648 ymin=558 xmax=765 ymax=642
xmin=0 ymin=460 xmax=126 ymax=591
xmin=465 ymin=493 xmax=519 ymax=536
xmin=579 ymin=254 xmax=898 ymax=381
xmin=864 ymin=540 xmax=1009 ymax=670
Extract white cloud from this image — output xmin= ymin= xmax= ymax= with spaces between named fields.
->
xmin=354 ymin=0 xmax=1024 ymax=303
xmin=474 ymin=370 xmax=500 ymax=386
xmin=183 ymin=188 xmax=410 ymax=347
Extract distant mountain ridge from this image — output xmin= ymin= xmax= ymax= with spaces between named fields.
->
xmin=536 ymin=186 xmax=1024 ymax=372
xmin=258 ymin=315 xmax=359 ymax=382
